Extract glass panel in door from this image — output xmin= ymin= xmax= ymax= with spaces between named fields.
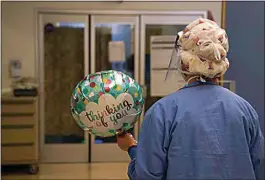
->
xmin=140 ymin=14 xmax=206 ymax=117
xmin=91 ymin=15 xmax=139 ymax=162
xmin=44 ymin=23 xmax=85 ymax=145
xmin=94 ymin=23 xmax=135 ymax=144
xmin=144 ymin=24 xmax=186 ymax=111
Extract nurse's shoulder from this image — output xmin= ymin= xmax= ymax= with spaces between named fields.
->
xmin=219 ymin=86 xmax=259 ymax=120
xmin=145 ymin=91 xmax=181 ymax=116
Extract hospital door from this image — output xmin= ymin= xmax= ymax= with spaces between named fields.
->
xmin=39 ymin=14 xmax=90 ymax=163
xmin=90 ymin=15 xmax=140 ymax=162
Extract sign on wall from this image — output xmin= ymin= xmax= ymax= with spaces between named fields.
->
xmin=9 ymin=60 xmax=22 ymax=79
xmin=108 ymin=41 xmax=125 ymax=63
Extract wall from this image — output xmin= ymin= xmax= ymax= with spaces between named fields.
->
xmin=2 ymin=1 xmax=222 ymax=89
xmin=225 ymin=2 xmax=264 ymax=133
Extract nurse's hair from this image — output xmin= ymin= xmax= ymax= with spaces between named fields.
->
xmin=177 ymin=18 xmax=229 ymax=79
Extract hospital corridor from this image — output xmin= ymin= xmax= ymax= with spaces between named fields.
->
xmin=1 ymin=1 xmax=264 ymax=180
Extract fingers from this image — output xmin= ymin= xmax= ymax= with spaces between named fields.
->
xmin=125 ymin=133 xmax=134 ymax=139
xmin=116 ymin=130 xmax=126 ymax=137
xmin=127 ymin=133 xmax=137 ymax=143
xmin=116 ymin=132 xmax=134 ymax=139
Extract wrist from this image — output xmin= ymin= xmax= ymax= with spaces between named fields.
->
xmin=128 ymin=145 xmax=137 ymax=153
xmin=127 ymin=141 xmax=137 ymax=150
xmin=127 ymin=145 xmax=137 ymax=159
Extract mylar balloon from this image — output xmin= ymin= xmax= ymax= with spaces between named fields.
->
xmin=70 ymin=70 xmax=144 ymax=137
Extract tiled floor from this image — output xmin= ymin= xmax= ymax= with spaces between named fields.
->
xmin=2 ymin=163 xmax=129 ymax=179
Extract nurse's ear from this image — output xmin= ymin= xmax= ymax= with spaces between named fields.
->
xmin=179 ymin=61 xmax=190 ymax=82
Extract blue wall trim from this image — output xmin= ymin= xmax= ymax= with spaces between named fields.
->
xmin=225 ymin=2 xmax=264 ymax=133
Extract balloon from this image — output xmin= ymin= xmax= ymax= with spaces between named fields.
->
xmin=70 ymin=70 xmax=144 ymax=137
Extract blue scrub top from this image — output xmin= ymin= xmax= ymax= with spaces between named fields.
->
xmin=127 ymin=83 xmax=264 ymax=180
